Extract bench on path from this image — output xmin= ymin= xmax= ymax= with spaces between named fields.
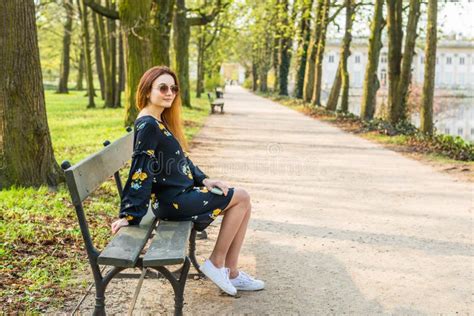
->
xmin=61 ymin=128 xmax=204 ymax=316
xmin=215 ymin=87 xmax=224 ymax=99
xmin=207 ymin=92 xmax=225 ymax=114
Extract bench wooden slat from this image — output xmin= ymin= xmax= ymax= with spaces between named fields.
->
xmin=143 ymin=221 xmax=193 ymax=267
xmin=97 ymin=209 xmax=157 ymax=268
xmin=64 ymin=132 xmax=134 ymax=205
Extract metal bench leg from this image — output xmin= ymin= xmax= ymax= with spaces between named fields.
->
xmin=189 ymin=229 xmax=203 ymax=275
xmin=92 ymin=266 xmax=124 ymax=316
xmin=154 ymin=257 xmax=191 ymax=316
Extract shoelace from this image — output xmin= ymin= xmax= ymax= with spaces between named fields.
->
xmin=223 ymin=267 xmax=232 ymax=282
xmin=238 ymin=271 xmax=256 ymax=282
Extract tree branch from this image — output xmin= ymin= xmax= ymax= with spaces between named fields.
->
xmin=188 ymin=0 xmax=229 ymax=26
xmin=83 ymin=0 xmax=119 ymax=19
xmin=327 ymin=4 xmax=345 ymax=23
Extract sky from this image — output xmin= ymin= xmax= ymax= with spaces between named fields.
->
xmin=439 ymin=1 xmax=474 ymax=37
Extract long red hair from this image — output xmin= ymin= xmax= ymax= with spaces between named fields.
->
xmin=135 ymin=66 xmax=189 ymax=151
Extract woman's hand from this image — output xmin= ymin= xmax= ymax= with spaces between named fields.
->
xmin=111 ymin=218 xmax=129 ymax=234
xmin=203 ymin=178 xmax=230 ymax=196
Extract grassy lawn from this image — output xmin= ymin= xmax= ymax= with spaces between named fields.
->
xmin=0 ymin=90 xmax=210 ymax=313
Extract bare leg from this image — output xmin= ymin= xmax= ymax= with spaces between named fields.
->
xmin=208 ymin=189 xmax=250 ymax=268
xmin=226 ymin=204 xmax=251 ymax=279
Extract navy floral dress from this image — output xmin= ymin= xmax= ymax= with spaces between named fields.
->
xmin=119 ymin=115 xmax=234 ymax=231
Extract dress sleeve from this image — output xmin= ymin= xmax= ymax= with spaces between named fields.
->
xmin=119 ymin=120 xmax=160 ymax=225
xmin=184 ymin=151 xmax=209 ymax=187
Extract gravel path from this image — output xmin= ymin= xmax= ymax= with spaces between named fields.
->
xmin=64 ymin=85 xmax=473 ymax=315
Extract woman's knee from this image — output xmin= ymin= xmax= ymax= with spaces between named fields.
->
xmin=225 ymin=187 xmax=251 ymax=211
xmin=234 ymin=187 xmax=251 ymax=206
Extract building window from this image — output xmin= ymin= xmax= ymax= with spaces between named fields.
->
xmin=447 ymin=56 xmax=452 ymax=65
xmin=457 ymin=128 xmax=463 ymax=136
xmin=445 ymin=128 xmax=450 ymax=134
xmin=381 ymin=55 xmax=387 ymax=63
xmin=328 ymin=55 xmax=335 ymax=63
xmin=460 ymin=57 xmax=465 ymax=65
xmin=355 ymin=55 xmax=361 ymax=64
xmin=436 ymin=57 xmax=439 ymax=64
xmin=420 ymin=56 xmax=424 ymax=64
xmin=471 ymin=128 xmax=474 ymax=136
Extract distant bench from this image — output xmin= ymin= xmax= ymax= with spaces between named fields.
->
xmin=61 ymin=128 xmax=204 ymax=315
xmin=207 ymin=92 xmax=225 ymax=114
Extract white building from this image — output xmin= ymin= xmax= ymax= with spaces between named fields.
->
xmin=322 ymin=38 xmax=474 ymax=90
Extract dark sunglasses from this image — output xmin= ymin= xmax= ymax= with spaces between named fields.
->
xmin=155 ymin=83 xmax=179 ymax=95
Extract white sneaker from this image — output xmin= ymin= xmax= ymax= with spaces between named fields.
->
xmin=200 ymin=259 xmax=237 ymax=296
xmin=230 ymin=271 xmax=265 ymax=291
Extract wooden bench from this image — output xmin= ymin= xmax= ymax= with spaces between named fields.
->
xmin=61 ymin=128 xmax=204 ymax=315
xmin=215 ymin=87 xmax=224 ymax=99
xmin=207 ymin=92 xmax=225 ymax=114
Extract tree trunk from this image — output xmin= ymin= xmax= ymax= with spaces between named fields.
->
xmin=252 ymin=60 xmax=258 ymax=91
xmin=272 ymin=36 xmax=280 ymax=94
xmin=278 ymin=0 xmax=293 ymax=96
xmin=360 ymin=0 xmax=384 ymax=120
xmin=151 ymin=0 xmax=174 ymax=66
xmin=326 ymin=61 xmax=342 ymax=111
xmin=96 ymin=7 xmax=114 ymax=107
xmin=107 ymin=0 xmax=118 ymax=107
xmin=93 ymin=12 xmax=105 ymax=100
xmin=121 ymin=0 xmax=153 ymax=125
xmin=420 ymin=0 xmax=437 ymax=135
xmin=386 ymin=0 xmax=403 ymax=123
xmin=196 ymin=25 xmax=205 ymax=97
xmin=173 ymin=0 xmax=192 ymax=108
xmin=57 ymin=0 xmax=73 ymax=94
xmin=339 ymin=0 xmax=354 ymax=113
xmin=294 ymin=0 xmax=314 ymax=99
xmin=77 ymin=0 xmax=96 ymax=108
xmin=303 ymin=0 xmax=324 ymax=103
xmin=0 ymin=0 xmax=64 ymax=189
xmin=311 ymin=0 xmax=330 ymax=106
xmin=118 ymin=24 xmax=125 ymax=96
xmin=395 ymin=0 xmax=421 ymax=121
xmin=76 ymin=50 xmax=85 ymax=90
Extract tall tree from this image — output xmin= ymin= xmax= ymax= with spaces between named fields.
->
xmin=278 ymin=0 xmax=297 ymax=96
xmin=92 ymin=11 xmax=105 ymax=100
xmin=311 ymin=0 xmax=330 ymax=106
xmin=77 ymin=0 xmax=96 ymax=108
xmin=151 ymin=0 xmax=175 ymax=66
xmin=303 ymin=0 xmax=324 ymax=103
xmin=339 ymin=0 xmax=355 ymax=113
xmin=395 ymin=0 xmax=421 ymax=122
xmin=0 ymin=0 xmax=63 ymax=188
xmin=386 ymin=0 xmax=421 ymax=124
xmin=174 ymin=0 xmax=224 ymax=108
xmin=57 ymin=0 xmax=74 ymax=94
xmin=83 ymin=0 xmax=153 ymax=124
xmin=327 ymin=0 xmax=354 ymax=112
xmin=360 ymin=0 xmax=384 ymax=120
xmin=76 ymin=50 xmax=85 ymax=90
xmin=420 ymin=0 xmax=437 ymax=135
xmin=294 ymin=0 xmax=314 ymax=99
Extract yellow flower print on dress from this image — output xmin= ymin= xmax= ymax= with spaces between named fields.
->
xmin=199 ymin=187 xmax=209 ymax=193
xmin=131 ymin=168 xmax=148 ymax=190
xmin=157 ymin=122 xmax=172 ymax=137
xmin=150 ymin=193 xmax=159 ymax=210
xmin=210 ymin=208 xmax=222 ymax=219
xmin=181 ymin=164 xmax=193 ymax=180
xmin=173 ymin=202 xmax=179 ymax=210
xmin=146 ymin=149 xmax=155 ymax=157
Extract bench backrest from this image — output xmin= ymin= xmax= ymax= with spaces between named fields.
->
xmin=62 ymin=132 xmax=134 ymax=206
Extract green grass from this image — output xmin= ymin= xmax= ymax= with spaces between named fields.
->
xmin=0 ymin=89 xmax=210 ymax=313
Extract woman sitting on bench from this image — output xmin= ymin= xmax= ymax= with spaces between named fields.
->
xmin=110 ymin=66 xmax=264 ymax=296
